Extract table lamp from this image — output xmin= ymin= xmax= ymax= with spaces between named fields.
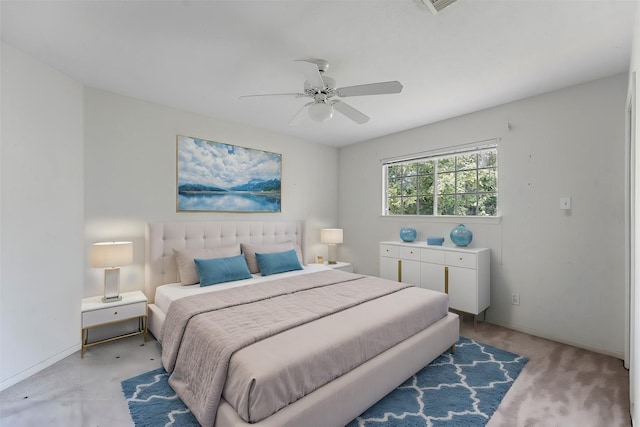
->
xmin=321 ymin=228 xmax=343 ymax=265
xmin=92 ymin=241 xmax=133 ymax=302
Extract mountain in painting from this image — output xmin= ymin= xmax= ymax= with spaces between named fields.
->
xmin=230 ymin=179 xmax=281 ymax=192
xmin=178 ymin=183 xmax=228 ymax=193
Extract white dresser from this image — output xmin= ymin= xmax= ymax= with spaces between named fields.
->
xmin=380 ymin=241 xmax=490 ymax=328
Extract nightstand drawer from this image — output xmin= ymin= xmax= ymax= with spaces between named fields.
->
xmin=82 ymin=301 xmax=146 ymax=328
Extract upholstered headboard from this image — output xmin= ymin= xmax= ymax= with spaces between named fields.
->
xmin=144 ymin=220 xmax=304 ymax=303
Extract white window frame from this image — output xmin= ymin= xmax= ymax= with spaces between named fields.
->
xmin=382 ymin=141 xmax=498 ymax=217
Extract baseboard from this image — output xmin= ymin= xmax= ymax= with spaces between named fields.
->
xmin=486 ymin=319 xmax=625 ymax=361
xmin=0 ymin=343 xmax=80 ymax=392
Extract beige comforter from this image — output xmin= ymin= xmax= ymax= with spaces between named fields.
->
xmin=161 ymin=270 xmax=447 ymax=426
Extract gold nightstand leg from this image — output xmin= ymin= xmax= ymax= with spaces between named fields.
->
xmin=81 ymin=328 xmax=87 ymax=358
xmin=140 ymin=316 xmax=148 ymax=342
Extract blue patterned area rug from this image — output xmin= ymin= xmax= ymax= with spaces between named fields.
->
xmin=121 ymin=337 xmax=527 ymax=427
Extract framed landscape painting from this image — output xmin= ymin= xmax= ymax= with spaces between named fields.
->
xmin=176 ymin=135 xmax=282 ymax=212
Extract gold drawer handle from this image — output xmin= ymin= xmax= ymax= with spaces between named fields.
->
xmin=459 ymin=257 xmax=463 ymax=261
xmin=114 ymin=311 xmax=118 ymax=315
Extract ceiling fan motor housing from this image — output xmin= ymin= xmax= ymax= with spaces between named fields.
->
xmin=305 ymin=75 xmax=336 ymax=94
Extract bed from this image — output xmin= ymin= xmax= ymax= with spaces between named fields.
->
xmin=145 ymin=220 xmax=459 ymax=427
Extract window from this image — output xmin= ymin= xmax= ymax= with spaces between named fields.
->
xmin=383 ymin=146 xmax=497 ymax=216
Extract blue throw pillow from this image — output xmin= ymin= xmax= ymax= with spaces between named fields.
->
xmin=194 ymin=255 xmax=252 ymax=287
xmin=255 ymin=249 xmax=303 ymax=276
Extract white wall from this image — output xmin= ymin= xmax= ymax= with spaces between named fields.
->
xmin=83 ymin=88 xmax=339 ymax=298
xmin=0 ymin=47 xmax=338 ymax=388
xmin=0 ymin=43 xmax=84 ymax=389
xmin=629 ymin=3 xmax=640 ymax=423
xmin=339 ymin=74 xmax=628 ymax=358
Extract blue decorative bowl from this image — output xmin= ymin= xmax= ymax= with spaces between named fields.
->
xmin=399 ymin=227 xmax=417 ymax=242
xmin=427 ymin=237 xmax=445 ymax=246
xmin=450 ymin=224 xmax=473 ymax=247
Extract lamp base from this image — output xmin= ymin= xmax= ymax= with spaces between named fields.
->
xmin=327 ymin=243 xmax=338 ymax=265
xmin=103 ymin=267 xmax=121 ymax=303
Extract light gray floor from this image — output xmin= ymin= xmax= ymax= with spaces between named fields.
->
xmin=0 ymin=316 xmax=631 ymax=426
xmin=0 ymin=334 xmax=161 ymax=427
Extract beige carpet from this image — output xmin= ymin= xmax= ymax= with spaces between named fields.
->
xmin=0 ymin=314 xmax=631 ymax=426
xmin=460 ymin=315 xmax=631 ymax=426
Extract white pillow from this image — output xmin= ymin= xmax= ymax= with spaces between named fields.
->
xmin=173 ymin=245 xmax=241 ymax=285
xmin=241 ymin=241 xmax=303 ymax=274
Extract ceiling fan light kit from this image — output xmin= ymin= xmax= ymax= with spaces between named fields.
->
xmin=240 ymin=59 xmax=403 ymax=125
xmin=308 ymin=102 xmax=334 ymax=123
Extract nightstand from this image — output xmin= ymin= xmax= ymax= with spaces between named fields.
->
xmin=81 ymin=290 xmax=147 ymax=358
xmin=317 ymin=261 xmax=353 ymax=273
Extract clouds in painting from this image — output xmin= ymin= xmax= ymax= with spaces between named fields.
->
xmin=177 ymin=136 xmax=281 ymax=188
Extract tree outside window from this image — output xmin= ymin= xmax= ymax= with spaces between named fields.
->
xmin=384 ymin=147 xmax=497 ymax=217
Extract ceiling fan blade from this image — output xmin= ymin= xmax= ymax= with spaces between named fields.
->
xmin=288 ymin=102 xmax=313 ymax=126
xmin=294 ymin=59 xmax=326 ymax=88
xmin=332 ymin=100 xmax=369 ymax=124
xmin=239 ymin=92 xmax=306 ymax=99
xmin=336 ymin=81 xmax=403 ymax=97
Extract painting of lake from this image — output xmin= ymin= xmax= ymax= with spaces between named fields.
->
xmin=177 ymin=135 xmax=281 ymax=212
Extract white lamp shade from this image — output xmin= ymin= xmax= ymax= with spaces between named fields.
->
xmin=321 ymin=229 xmax=343 ymax=244
xmin=91 ymin=241 xmax=133 ymax=268
xmin=308 ymin=102 xmax=334 ymax=122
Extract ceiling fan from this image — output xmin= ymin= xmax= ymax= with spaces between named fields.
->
xmin=240 ymin=59 xmax=403 ymax=125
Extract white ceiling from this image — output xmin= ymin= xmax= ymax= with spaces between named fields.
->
xmin=1 ymin=0 xmax=637 ymax=147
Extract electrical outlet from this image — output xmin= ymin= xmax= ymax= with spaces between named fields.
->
xmin=511 ymin=293 xmax=520 ymax=305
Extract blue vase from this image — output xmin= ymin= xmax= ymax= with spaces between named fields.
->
xmin=400 ymin=227 xmax=417 ymax=242
xmin=450 ymin=224 xmax=473 ymax=247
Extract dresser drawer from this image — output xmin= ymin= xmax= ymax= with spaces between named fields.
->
xmin=82 ymin=301 xmax=146 ymax=328
xmin=445 ymin=251 xmax=477 ymax=269
xmin=380 ymin=244 xmax=399 ymax=258
xmin=398 ymin=246 xmax=420 ymax=261
xmin=421 ymin=248 xmax=445 ymax=264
